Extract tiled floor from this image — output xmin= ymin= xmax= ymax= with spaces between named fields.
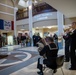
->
xmin=10 ymin=62 xmax=76 ymax=75
xmin=0 ymin=45 xmax=76 ymax=75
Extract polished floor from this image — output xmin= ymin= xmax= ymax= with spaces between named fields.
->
xmin=0 ymin=45 xmax=76 ymax=75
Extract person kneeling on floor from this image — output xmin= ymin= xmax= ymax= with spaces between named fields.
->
xmin=37 ymin=37 xmax=58 ymax=75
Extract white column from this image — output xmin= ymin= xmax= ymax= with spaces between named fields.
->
xmin=14 ymin=7 xmax=18 ymax=37
xmin=57 ymin=11 xmax=64 ymax=36
xmin=28 ymin=0 xmax=33 ymax=46
xmin=57 ymin=11 xmax=64 ymax=49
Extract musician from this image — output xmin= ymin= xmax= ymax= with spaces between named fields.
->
xmin=69 ymin=22 xmax=76 ymax=70
xmin=63 ymin=29 xmax=71 ymax=62
xmin=37 ymin=37 xmax=58 ymax=74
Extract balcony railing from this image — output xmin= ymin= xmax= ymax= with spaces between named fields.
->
xmin=16 ymin=2 xmax=57 ymax=20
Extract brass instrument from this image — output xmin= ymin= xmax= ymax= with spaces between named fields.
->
xmin=37 ymin=38 xmax=47 ymax=52
xmin=37 ymin=38 xmax=47 ymax=58
xmin=64 ymin=26 xmax=73 ymax=32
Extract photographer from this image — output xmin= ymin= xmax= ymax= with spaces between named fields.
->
xmin=37 ymin=37 xmax=58 ymax=75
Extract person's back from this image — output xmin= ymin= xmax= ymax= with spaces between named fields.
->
xmin=39 ymin=37 xmax=58 ymax=58
xmin=40 ymin=43 xmax=58 ymax=58
xmin=46 ymin=43 xmax=58 ymax=58
xmin=21 ymin=35 xmax=26 ymax=41
xmin=53 ymin=34 xmax=58 ymax=40
xmin=40 ymin=42 xmax=58 ymax=69
xmin=37 ymin=37 xmax=58 ymax=75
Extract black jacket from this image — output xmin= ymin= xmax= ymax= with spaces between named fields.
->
xmin=70 ymin=29 xmax=76 ymax=48
xmin=63 ymin=32 xmax=71 ymax=44
xmin=40 ymin=43 xmax=58 ymax=59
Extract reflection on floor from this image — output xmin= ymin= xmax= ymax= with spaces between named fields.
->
xmin=0 ymin=45 xmax=76 ymax=75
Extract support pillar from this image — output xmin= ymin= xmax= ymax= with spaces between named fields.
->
xmin=14 ymin=7 xmax=18 ymax=37
xmin=28 ymin=0 xmax=33 ymax=46
xmin=57 ymin=11 xmax=64 ymax=36
xmin=57 ymin=11 xmax=64 ymax=49
xmin=14 ymin=7 xmax=18 ymax=45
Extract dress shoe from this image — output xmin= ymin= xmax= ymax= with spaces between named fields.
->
xmin=37 ymin=71 xmax=43 ymax=75
xmin=53 ymin=69 xmax=57 ymax=73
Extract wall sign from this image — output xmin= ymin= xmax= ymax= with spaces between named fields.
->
xmin=0 ymin=19 xmax=14 ymax=30
xmin=4 ymin=20 xmax=11 ymax=30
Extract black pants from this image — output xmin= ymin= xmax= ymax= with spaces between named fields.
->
xmin=70 ymin=47 xmax=76 ymax=68
xmin=37 ymin=58 xmax=57 ymax=71
xmin=37 ymin=58 xmax=43 ymax=72
xmin=65 ymin=42 xmax=70 ymax=61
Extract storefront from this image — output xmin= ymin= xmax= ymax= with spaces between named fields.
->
xmin=32 ymin=26 xmax=58 ymax=37
xmin=0 ymin=19 xmax=14 ymax=46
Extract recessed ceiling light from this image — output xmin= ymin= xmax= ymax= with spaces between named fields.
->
xmin=36 ymin=27 xmax=38 ymax=28
xmin=21 ymin=29 xmax=25 ymax=30
xmin=43 ymin=26 xmax=45 ymax=28
xmin=47 ymin=26 xmax=52 ymax=29
xmin=34 ymin=0 xmax=38 ymax=3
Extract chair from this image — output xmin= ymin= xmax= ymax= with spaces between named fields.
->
xmin=43 ymin=55 xmax=64 ymax=75
xmin=55 ymin=55 xmax=64 ymax=75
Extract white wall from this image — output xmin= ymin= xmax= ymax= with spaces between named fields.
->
xmin=33 ymin=19 xmax=57 ymax=28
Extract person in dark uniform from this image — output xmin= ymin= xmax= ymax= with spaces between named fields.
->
xmin=63 ymin=29 xmax=71 ymax=62
xmin=0 ymin=34 xmax=2 ymax=48
xmin=21 ymin=34 xmax=26 ymax=47
xmin=33 ymin=33 xmax=41 ymax=46
xmin=53 ymin=33 xmax=58 ymax=48
xmin=37 ymin=37 xmax=58 ymax=74
xmin=33 ymin=34 xmax=37 ymax=46
xmin=69 ymin=22 xmax=76 ymax=70
xmin=36 ymin=33 xmax=41 ymax=46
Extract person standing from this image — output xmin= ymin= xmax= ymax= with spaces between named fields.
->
xmin=36 ymin=33 xmax=41 ymax=46
xmin=0 ymin=34 xmax=2 ymax=48
xmin=33 ymin=33 xmax=37 ymax=46
xmin=63 ymin=29 xmax=71 ymax=62
xmin=69 ymin=22 xmax=76 ymax=70
xmin=53 ymin=33 xmax=58 ymax=48
xmin=25 ymin=33 xmax=31 ymax=47
xmin=21 ymin=34 xmax=26 ymax=47
xmin=17 ymin=34 xmax=21 ymax=45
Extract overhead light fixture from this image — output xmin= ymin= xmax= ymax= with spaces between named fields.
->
xmin=18 ymin=0 xmax=28 ymax=7
xmin=21 ymin=29 xmax=25 ymax=30
xmin=32 ymin=0 xmax=38 ymax=5
xmin=47 ymin=26 xmax=52 ymax=29
xmin=43 ymin=26 xmax=46 ymax=28
xmin=36 ymin=27 xmax=38 ymax=28
xmin=34 ymin=0 xmax=38 ymax=4
xmin=18 ymin=0 xmax=39 ymax=8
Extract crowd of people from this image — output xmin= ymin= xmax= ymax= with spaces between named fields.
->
xmin=0 ymin=34 xmax=6 ymax=48
xmin=17 ymin=33 xmax=31 ymax=47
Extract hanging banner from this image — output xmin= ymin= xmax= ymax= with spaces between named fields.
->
xmin=11 ymin=21 xmax=14 ymax=30
xmin=4 ymin=20 xmax=11 ymax=30
xmin=0 ymin=19 xmax=4 ymax=30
